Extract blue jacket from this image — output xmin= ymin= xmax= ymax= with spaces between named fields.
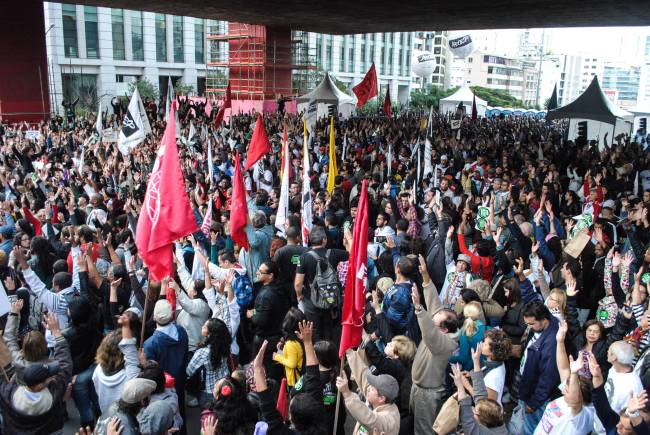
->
xmin=519 ymin=315 xmax=560 ymax=409
xmin=383 ymin=282 xmax=413 ymax=334
xmin=143 ymin=324 xmax=189 ymax=390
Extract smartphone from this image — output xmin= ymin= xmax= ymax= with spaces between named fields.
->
xmin=374 ymin=236 xmax=387 ymax=244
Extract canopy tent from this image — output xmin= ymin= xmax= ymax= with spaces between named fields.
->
xmin=546 ymin=76 xmax=633 ymax=149
xmin=439 ymin=85 xmax=487 ymax=117
xmin=296 ymin=72 xmax=357 ymax=119
xmin=546 ymin=76 xmax=633 ymax=124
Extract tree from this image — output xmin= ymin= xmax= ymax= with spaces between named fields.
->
xmin=469 ymin=86 xmax=531 ymax=109
xmin=409 ymin=85 xmax=457 ymax=110
xmin=174 ymin=82 xmax=195 ymax=96
xmin=128 ymin=78 xmax=158 ymax=101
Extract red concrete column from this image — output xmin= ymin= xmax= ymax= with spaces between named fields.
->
xmin=0 ymin=0 xmax=50 ymax=122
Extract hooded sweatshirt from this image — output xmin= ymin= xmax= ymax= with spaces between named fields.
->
xmin=143 ymin=324 xmax=189 ymax=392
xmin=0 ymin=336 xmax=72 ymax=435
xmin=92 ymin=337 xmax=140 ymax=413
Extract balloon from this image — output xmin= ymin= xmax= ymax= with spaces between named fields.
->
xmin=448 ymin=33 xmax=475 ymax=58
xmin=411 ymin=51 xmax=437 ymax=78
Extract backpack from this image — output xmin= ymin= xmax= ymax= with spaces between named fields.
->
xmin=307 ymin=250 xmax=342 ymax=310
xmin=232 ymin=271 xmax=254 ymax=308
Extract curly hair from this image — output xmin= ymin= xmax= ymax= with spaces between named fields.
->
xmin=200 ymin=318 xmax=232 ymax=370
xmin=95 ymin=330 xmax=124 ymax=373
xmin=484 ymin=328 xmax=512 ymax=363
xmin=209 ymin=377 xmax=257 ymax=435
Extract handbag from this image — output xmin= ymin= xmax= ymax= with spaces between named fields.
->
xmin=432 ymin=394 xmax=459 ymax=435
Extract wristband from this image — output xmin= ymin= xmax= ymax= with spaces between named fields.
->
xmin=627 ymin=409 xmax=641 ymax=419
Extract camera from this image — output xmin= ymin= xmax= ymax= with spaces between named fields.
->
xmin=374 ymin=236 xmax=386 ymax=244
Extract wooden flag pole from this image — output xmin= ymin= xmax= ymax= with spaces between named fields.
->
xmin=139 ymin=289 xmax=149 ymax=349
xmin=331 ymin=357 xmax=345 ymax=435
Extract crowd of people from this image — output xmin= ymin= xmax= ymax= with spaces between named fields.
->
xmin=0 ymin=94 xmax=649 ymax=435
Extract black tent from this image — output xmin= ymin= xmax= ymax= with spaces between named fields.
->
xmin=546 ymin=76 xmax=632 ymax=124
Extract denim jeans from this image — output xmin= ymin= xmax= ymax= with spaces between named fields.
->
xmin=72 ymin=363 xmax=99 ymax=426
xmin=519 ymin=399 xmax=546 ymax=435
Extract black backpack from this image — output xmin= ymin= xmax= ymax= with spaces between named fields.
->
xmin=307 ymin=250 xmax=342 ymax=310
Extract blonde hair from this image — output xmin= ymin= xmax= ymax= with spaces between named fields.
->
xmin=463 ymin=301 xmax=483 ymax=337
xmin=95 ymin=330 xmax=124 ymax=373
xmin=549 ymin=288 xmax=567 ymax=316
xmin=390 ymin=335 xmax=416 ymax=363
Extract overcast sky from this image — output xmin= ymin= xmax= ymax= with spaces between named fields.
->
xmin=459 ymin=27 xmax=649 ymax=63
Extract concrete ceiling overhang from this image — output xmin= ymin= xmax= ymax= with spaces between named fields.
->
xmin=59 ymin=0 xmax=650 ymax=33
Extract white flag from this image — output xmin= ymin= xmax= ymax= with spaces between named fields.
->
xmin=118 ymin=88 xmax=150 ymax=155
xmin=207 ymin=140 xmax=214 ymax=184
xmin=187 ymin=121 xmax=196 ymax=146
xmin=165 ymin=77 xmax=174 ymax=122
xmin=95 ymin=100 xmax=103 ymax=135
xmin=634 ymin=171 xmax=639 ymax=196
xmin=342 ymin=133 xmax=348 ymax=162
xmin=275 ymin=135 xmax=290 ymax=234
xmin=301 ymin=120 xmax=313 ymax=247
xmin=306 ymin=98 xmax=317 ymax=134
xmin=423 ymin=107 xmax=434 ymax=178
xmin=387 ymin=143 xmax=392 ymax=177
xmin=201 ymin=124 xmax=208 ymax=142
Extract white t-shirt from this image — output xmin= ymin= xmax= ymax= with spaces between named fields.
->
xmin=605 ymin=369 xmax=644 ymax=413
xmin=483 ymin=363 xmax=506 ymax=406
xmin=534 ymin=397 xmax=594 ymax=435
xmin=520 ymin=331 xmax=541 ymax=375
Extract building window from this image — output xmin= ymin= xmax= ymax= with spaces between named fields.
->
xmin=326 ymin=42 xmax=333 ymax=71
xmin=61 ymin=73 xmax=97 ymax=109
xmin=339 ymin=44 xmax=345 ymax=71
xmin=61 ymin=4 xmax=78 ymax=58
xmin=155 ymin=14 xmax=167 ymax=62
xmin=195 ymin=20 xmax=204 ymax=63
xmin=173 ymin=16 xmax=184 ymax=63
xmin=467 ymin=57 xmax=473 ymax=63
xmin=84 ymin=6 xmax=99 ymax=59
xmin=131 ymin=11 xmax=144 ymax=61
xmin=348 ymin=47 xmax=354 ymax=73
xmin=111 ymin=9 xmax=125 ymax=60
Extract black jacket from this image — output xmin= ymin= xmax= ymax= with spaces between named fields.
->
xmin=252 ymin=280 xmax=290 ymax=338
xmin=501 ymin=301 xmax=527 ymax=345
xmin=424 ymin=211 xmax=451 ymax=290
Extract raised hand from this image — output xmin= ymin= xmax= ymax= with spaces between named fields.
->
xmin=566 ymin=278 xmax=579 ymax=297
xmin=471 ymin=341 xmax=483 ymax=369
xmin=627 ymin=390 xmax=649 ymax=414
xmin=569 ymin=354 xmax=583 ymax=374
xmin=587 ymin=352 xmax=602 ymax=379
xmin=11 ymin=299 xmax=24 ymax=314
xmin=411 ymin=284 xmax=421 ymax=309
xmin=622 ymin=251 xmax=635 ymax=267
xmin=556 ymin=319 xmax=568 ymax=342
xmin=296 ymin=320 xmax=314 ymax=344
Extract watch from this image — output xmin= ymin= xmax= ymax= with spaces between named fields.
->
xmin=626 ymin=409 xmax=641 ymax=419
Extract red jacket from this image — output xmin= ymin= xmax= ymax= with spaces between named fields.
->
xmin=457 ymin=233 xmax=494 ymax=282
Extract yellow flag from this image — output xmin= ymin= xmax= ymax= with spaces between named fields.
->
xmin=327 ymin=116 xmax=338 ymax=193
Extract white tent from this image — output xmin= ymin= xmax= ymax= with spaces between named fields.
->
xmin=296 ymin=72 xmax=357 ymax=119
xmin=439 ymin=85 xmax=487 ymax=117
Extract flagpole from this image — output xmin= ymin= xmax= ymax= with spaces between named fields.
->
xmin=139 ymin=291 xmax=149 ymax=349
xmin=332 ymin=360 xmax=345 ymax=435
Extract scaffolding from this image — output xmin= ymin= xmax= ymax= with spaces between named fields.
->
xmin=206 ymin=23 xmax=316 ymax=100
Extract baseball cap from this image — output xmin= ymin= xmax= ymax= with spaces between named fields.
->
xmin=153 ymin=300 xmax=173 ymax=325
xmin=366 ymin=373 xmax=399 ymax=401
xmin=121 ymin=378 xmax=157 ymax=404
xmin=602 ymin=199 xmax=616 ymax=210
xmin=457 ymin=254 xmax=472 ymax=266
xmin=23 ymin=362 xmax=60 ymax=387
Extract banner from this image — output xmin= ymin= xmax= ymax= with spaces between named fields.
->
xmin=25 ymin=130 xmax=41 ymax=140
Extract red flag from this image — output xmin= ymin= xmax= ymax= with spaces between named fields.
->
xmin=471 ymin=95 xmax=477 ymax=122
xmin=200 ymin=200 xmax=213 ymax=237
xmin=339 ymin=179 xmax=369 ymax=358
xmin=383 ymin=85 xmax=392 ymax=119
xmin=214 ymin=82 xmax=232 ymax=126
xmin=276 ymin=378 xmax=288 ymax=420
xmin=353 ymin=63 xmax=378 ymax=108
xmin=244 ymin=113 xmax=272 ymax=170
xmin=230 ymin=152 xmax=249 ymax=250
xmin=136 ymin=102 xmax=199 ymax=281
xmin=280 ymin=126 xmax=292 ymax=182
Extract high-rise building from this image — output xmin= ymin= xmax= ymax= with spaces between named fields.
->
xmin=44 ymin=2 xmax=221 ymax=114
xmin=557 ymin=55 xmax=604 ymax=106
xmin=411 ymin=31 xmax=451 ymax=89
xmin=306 ymin=31 xmax=443 ymax=105
xmin=602 ymin=63 xmax=641 ymax=109
xmin=637 ymin=34 xmax=650 ymax=106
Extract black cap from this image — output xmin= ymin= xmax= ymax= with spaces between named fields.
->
xmin=23 ymin=362 xmax=59 ymax=387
